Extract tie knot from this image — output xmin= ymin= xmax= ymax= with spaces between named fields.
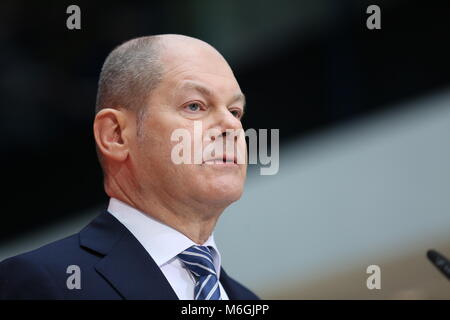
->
xmin=178 ymin=245 xmax=217 ymax=277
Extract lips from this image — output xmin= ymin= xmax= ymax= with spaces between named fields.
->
xmin=202 ymin=155 xmax=237 ymax=165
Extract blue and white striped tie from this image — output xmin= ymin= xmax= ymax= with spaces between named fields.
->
xmin=178 ymin=245 xmax=221 ymax=300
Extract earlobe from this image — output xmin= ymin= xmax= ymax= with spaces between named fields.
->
xmin=93 ymin=108 xmax=130 ymax=163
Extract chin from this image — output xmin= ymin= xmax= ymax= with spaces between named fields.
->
xmin=199 ymin=178 xmax=244 ymax=206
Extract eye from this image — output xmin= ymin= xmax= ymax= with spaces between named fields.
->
xmin=230 ymin=109 xmax=242 ymax=119
xmin=185 ymin=102 xmax=202 ymax=112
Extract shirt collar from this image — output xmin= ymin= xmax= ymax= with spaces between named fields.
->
xmin=107 ymin=197 xmax=222 ymax=278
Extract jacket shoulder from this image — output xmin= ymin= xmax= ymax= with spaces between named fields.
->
xmin=0 ymin=234 xmax=81 ymax=299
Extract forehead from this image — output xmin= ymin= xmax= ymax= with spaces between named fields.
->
xmin=162 ymin=64 xmax=242 ymax=103
xmin=166 ymin=58 xmax=237 ymax=83
xmin=152 ymin=39 xmax=242 ymax=104
xmin=175 ymin=79 xmax=245 ymax=107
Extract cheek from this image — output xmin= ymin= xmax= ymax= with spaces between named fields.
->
xmin=147 ymin=118 xmax=190 ymax=160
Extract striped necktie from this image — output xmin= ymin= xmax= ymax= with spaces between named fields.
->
xmin=178 ymin=245 xmax=221 ymax=300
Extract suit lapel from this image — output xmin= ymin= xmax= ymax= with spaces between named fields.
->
xmin=79 ymin=210 xmax=178 ymax=300
xmin=219 ymin=267 xmax=238 ymax=299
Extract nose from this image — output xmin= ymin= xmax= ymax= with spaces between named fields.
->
xmin=213 ymin=106 xmax=243 ymax=134
xmin=205 ymin=106 xmax=246 ymax=163
xmin=209 ymin=107 xmax=244 ymax=153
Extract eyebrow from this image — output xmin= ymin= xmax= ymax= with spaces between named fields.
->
xmin=179 ymin=80 xmax=246 ymax=112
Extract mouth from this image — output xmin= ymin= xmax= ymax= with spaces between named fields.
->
xmin=202 ymin=155 xmax=238 ymax=166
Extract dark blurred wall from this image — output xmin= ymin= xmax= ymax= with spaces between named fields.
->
xmin=1 ymin=0 xmax=449 ymax=244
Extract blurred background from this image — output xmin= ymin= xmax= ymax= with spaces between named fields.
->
xmin=1 ymin=0 xmax=450 ymax=299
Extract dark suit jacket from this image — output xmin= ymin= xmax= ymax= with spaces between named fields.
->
xmin=0 ymin=210 xmax=259 ymax=300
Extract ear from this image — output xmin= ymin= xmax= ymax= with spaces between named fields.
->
xmin=93 ymin=108 xmax=134 ymax=163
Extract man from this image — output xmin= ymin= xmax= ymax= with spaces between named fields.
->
xmin=0 ymin=34 xmax=259 ymax=300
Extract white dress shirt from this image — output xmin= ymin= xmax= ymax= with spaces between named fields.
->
xmin=107 ymin=197 xmax=229 ymax=300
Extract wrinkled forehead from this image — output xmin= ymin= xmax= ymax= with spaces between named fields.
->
xmin=162 ymin=60 xmax=240 ymax=102
xmin=149 ymin=37 xmax=241 ymax=103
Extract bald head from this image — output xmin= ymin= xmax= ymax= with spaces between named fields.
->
xmin=95 ymin=34 xmax=231 ymax=124
xmin=95 ymin=35 xmax=164 ymax=123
